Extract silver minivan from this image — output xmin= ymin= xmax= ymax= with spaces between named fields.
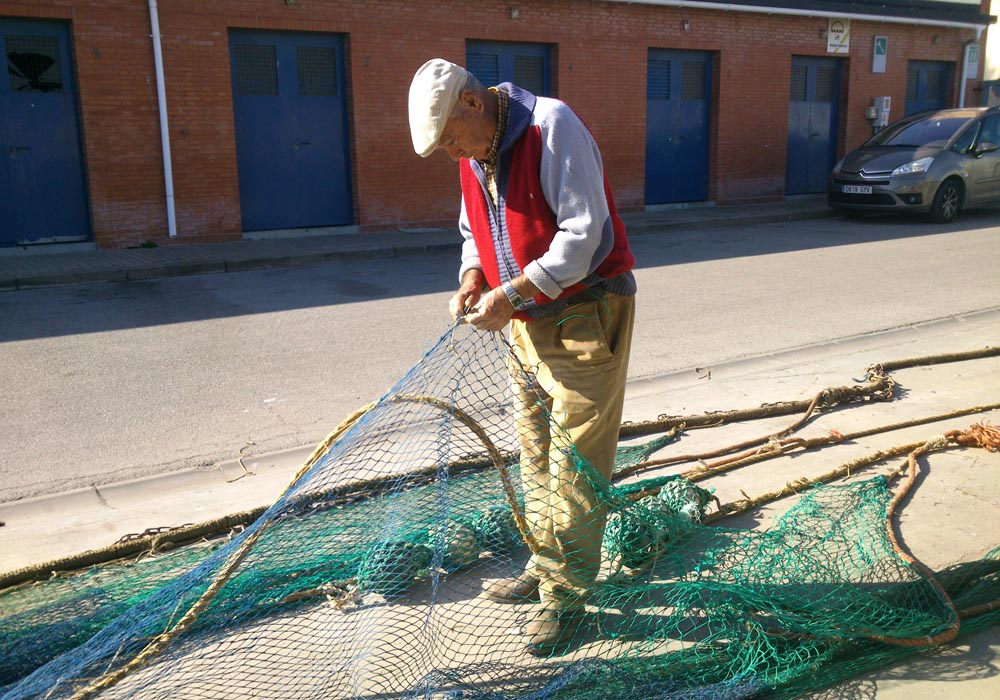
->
xmin=828 ymin=106 xmax=1000 ymax=222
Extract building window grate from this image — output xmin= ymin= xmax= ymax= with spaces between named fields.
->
xmin=647 ymin=59 xmax=670 ymax=99
xmin=233 ymin=44 xmax=278 ymax=96
xmin=815 ymin=66 xmax=837 ymax=102
xmin=297 ymin=46 xmax=337 ymax=96
xmin=681 ymin=61 xmax=705 ymax=100
xmin=906 ymin=67 xmax=919 ymax=102
xmin=467 ymin=53 xmax=499 ymax=87
xmin=513 ymin=55 xmax=543 ymax=95
xmin=789 ymin=64 xmax=807 ymax=102
xmin=925 ymin=69 xmax=945 ymax=101
xmin=6 ymin=34 xmax=62 ymax=93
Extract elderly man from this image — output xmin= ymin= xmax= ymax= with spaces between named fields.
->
xmin=408 ymin=58 xmax=636 ymax=656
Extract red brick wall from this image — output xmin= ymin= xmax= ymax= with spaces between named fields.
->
xmin=0 ymin=0 xmax=983 ymax=247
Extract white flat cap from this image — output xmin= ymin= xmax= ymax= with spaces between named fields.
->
xmin=408 ymin=58 xmax=469 ymax=157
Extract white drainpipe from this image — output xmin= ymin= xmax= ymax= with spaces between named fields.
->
xmin=960 ymin=45 xmax=971 ymax=107
xmin=148 ymin=0 xmax=177 ymax=238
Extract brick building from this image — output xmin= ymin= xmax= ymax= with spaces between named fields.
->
xmin=0 ymin=0 xmax=994 ymax=249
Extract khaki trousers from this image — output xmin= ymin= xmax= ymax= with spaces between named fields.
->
xmin=508 ymin=292 xmax=635 ymax=609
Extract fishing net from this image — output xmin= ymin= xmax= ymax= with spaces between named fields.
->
xmin=2 ymin=326 xmax=998 ymax=700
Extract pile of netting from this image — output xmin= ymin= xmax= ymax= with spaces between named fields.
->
xmin=2 ymin=326 xmax=999 ymax=700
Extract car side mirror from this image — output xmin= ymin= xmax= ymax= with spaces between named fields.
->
xmin=975 ymin=141 xmax=998 ymax=155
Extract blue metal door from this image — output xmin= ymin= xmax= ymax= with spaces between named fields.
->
xmin=0 ymin=19 xmax=90 ymax=246
xmin=466 ymin=41 xmax=551 ymax=96
xmin=229 ymin=30 xmax=352 ymax=232
xmin=905 ymin=61 xmax=951 ymax=115
xmin=786 ymin=56 xmax=841 ymax=195
xmin=645 ymin=49 xmax=712 ymax=204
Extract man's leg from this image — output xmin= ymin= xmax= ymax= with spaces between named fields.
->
xmin=526 ymin=293 xmax=634 ymax=604
xmin=517 ymin=294 xmax=635 ymax=652
xmin=482 ymin=320 xmax=552 ymax=603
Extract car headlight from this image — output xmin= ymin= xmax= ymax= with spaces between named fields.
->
xmin=891 ymin=156 xmax=934 ymax=176
xmin=831 ymin=157 xmax=845 ymax=175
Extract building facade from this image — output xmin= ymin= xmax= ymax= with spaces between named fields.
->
xmin=0 ymin=0 xmax=994 ymax=249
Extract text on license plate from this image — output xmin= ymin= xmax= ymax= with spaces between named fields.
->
xmin=842 ymin=185 xmax=873 ymax=194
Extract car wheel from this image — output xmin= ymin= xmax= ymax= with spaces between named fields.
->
xmin=928 ymin=179 xmax=962 ymax=223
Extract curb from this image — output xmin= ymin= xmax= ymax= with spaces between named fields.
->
xmin=624 ymin=206 xmax=834 ymax=237
xmin=0 ymin=204 xmax=835 ymax=291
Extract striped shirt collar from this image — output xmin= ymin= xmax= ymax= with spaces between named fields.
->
xmin=477 ymin=86 xmax=509 ymax=170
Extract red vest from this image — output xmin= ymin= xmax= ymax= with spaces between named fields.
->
xmin=460 ymin=125 xmax=634 ymax=320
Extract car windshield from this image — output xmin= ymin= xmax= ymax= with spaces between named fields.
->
xmin=871 ymin=116 xmax=969 ymax=148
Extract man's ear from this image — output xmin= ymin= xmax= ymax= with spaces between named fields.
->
xmin=459 ymin=89 xmax=484 ymax=114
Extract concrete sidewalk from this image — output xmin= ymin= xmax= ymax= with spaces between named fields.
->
xmin=0 ymin=195 xmax=832 ymax=291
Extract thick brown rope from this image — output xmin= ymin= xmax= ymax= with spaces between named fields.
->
xmin=872 ymin=346 xmax=1000 ymax=373
xmin=617 ymin=378 xmax=894 ymax=479
xmin=867 ymin=434 xmax=961 ymax=647
xmin=619 ymin=345 xmax=999 ymax=443
xmin=618 ymin=376 xmax=895 ymax=439
xmin=675 ymin=403 xmax=1000 ymax=485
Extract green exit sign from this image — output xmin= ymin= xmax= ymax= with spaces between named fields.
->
xmin=872 ymin=35 xmax=888 ymax=73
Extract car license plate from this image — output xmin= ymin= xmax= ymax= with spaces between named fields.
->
xmin=841 ymin=184 xmax=873 ymax=194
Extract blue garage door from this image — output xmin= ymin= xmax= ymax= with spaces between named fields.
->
xmin=229 ymin=30 xmax=352 ymax=232
xmin=645 ymin=49 xmax=712 ymax=204
xmin=466 ymin=41 xmax=551 ymax=96
xmin=786 ymin=56 xmax=841 ymax=195
xmin=0 ymin=19 xmax=90 ymax=246
xmin=905 ymin=61 xmax=952 ymax=115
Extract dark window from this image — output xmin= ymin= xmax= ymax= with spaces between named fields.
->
xmin=513 ymin=55 xmax=544 ymax=95
xmin=647 ymin=59 xmax=670 ymax=99
xmin=466 ymin=52 xmax=499 ymax=87
xmin=925 ymin=69 xmax=945 ymax=102
xmin=466 ymin=41 xmax=551 ymax=96
xmin=814 ymin=66 xmax=837 ymax=102
xmin=233 ymin=44 xmax=278 ymax=96
xmin=906 ymin=67 xmax=919 ymax=101
xmin=681 ymin=61 xmax=705 ymax=100
xmin=979 ymin=115 xmax=1000 ymax=146
xmin=874 ymin=116 xmax=968 ymax=147
xmin=789 ymin=64 xmax=807 ymax=101
xmin=297 ymin=45 xmax=337 ymax=96
xmin=951 ymin=123 xmax=979 ymax=154
xmin=6 ymin=34 xmax=62 ymax=92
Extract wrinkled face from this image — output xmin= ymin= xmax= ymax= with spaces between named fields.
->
xmin=435 ymin=91 xmax=495 ymax=162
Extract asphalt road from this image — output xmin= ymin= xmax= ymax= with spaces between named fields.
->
xmin=2 ymin=211 xmax=998 ymax=502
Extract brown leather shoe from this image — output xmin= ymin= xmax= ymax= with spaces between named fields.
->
xmin=483 ymin=572 xmax=540 ymax=603
xmin=524 ymin=605 xmax=586 ymax=656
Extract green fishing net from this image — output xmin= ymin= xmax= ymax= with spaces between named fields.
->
xmin=1 ymin=326 xmax=997 ymax=700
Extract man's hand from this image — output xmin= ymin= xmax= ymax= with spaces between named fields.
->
xmin=449 ymin=287 xmax=481 ymax=320
xmin=449 ymin=269 xmax=486 ymax=320
xmin=463 ymin=287 xmax=515 ymax=331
